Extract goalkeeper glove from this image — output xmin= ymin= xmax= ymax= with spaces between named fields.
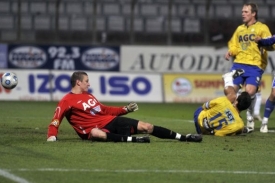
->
xmin=126 ymin=102 xmax=138 ymax=112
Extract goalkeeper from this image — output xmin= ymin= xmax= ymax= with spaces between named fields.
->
xmin=47 ymin=71 xmax=202 ymax=143
xmin=194 ymin=69 xmax=252 ymax=136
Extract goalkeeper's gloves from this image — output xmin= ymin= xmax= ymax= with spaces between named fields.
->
xmin=47 ymin=136 xmax=57 ymax=142
xmin=125 ymin=102 xmax=138 ymax=112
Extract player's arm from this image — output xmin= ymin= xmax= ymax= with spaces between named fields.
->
xmin=256 ymin=35 xmax=275 ymax=47
xmin=202 ymin=99 xmax=218 ymax=110
xmin=100 ymin=102 xmax=138 ymax=116
xmin=224 ymin=86 xmax=237 ymax=103
xmin=225 ymin=28 xmax=239 ymax=60
xmin=222 ymin=69 xmax=244 ymax=103
xmin=258 ymin=24 xmax=275 ymax=51
xmin=47 ymin=101 xmax=68 ymax=141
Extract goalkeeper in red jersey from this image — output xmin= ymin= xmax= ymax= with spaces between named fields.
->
xmin=224 ymin=3 xmax=275 ymax=131
xmin=47 ymin=71 xmax=202 ymax=143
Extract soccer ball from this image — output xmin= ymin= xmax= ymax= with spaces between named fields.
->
xmin=1 ymin=72 xmax=18 ymax=89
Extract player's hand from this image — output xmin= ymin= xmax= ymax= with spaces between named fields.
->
xmin=47 ymin=136 xmax=57 ymax=142
xmin=126 ymin=102 xmax=138 ymax=112
xmin=254 ymin=36 xmax=261 ymax=43
xmin=224 ymin=51 xmax=232 ymax=61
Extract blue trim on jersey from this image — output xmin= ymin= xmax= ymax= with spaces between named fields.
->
xmin=194 ymin=107 xmax=203 ymax=134
xmin=230 ymin=63 xmax=264 ymax=87
xmin=258 ymin=36 xmax=275 ymax=46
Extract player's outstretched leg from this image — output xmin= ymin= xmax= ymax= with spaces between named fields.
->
xmin=184 ymin=134 xmax=203 ymax=142
xmin=151 ymin=126 xmax=202 ymax=143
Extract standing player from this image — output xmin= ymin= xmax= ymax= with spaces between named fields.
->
xmin=255 ymin=35 xmax=275 ymax=133
xmin=224 ymin=3 xmax=273 ymax=131
xmin=47 ymin=71 xmax=202 ymax=143
xmin=253 ymin=88 xmax=262 ymax=121
xmin=194 ymin=69 xmax=252 ymax=136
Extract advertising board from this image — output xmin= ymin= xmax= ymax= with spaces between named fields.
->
xmin=163 ymin=73 xmax=271 ymax=103
xmin=7 ymin=45 xmax=120 ymax=71
xmin=0 ymin=70 xmax=162 ymax=102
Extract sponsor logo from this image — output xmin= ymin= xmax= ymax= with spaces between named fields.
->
xmin=172 ymin=78 xmax=192 ymax=96
xmin=90 ymin=105 xmax=101 ymax=115
xmin=81 ymin=48 xmax=119 ymax=70
xmin=225 ymin=109 xmax=234 ymax=123
xmin=51 ymin=119 xmax=60 ymax=127
xmin=238 ymin=34 xmax=255 ymax=42
xmin=100 ymin=76 xmax=151 ymax=95
xmin=9 ymin=46 xmax=47 ymax=68
xmin=28 ymin=73 xmax=93 ymax=93
xmin=194 ymin=79 xmax=224 ymax=89
xmin=82 ymin=98 xmax=97 ymax=111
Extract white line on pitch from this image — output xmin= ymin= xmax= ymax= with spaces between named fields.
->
xmin=9 ymin=168 xmax=275 ymax=175
xmin=0 ymin=169 xmax=31 ymax=183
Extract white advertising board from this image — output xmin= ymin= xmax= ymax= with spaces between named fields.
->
xmin=121 ymin=45 xmax=275 ymax=73
xmin=0 ymin=70 xmax=163 ymax=102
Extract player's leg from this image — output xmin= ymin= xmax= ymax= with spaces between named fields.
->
xmin=98 ymin=117 xmax=150 ymax=143
xmin=137 ymin=121 xmax=202 ymax=142
xmin=241 ymin=66 xmax=264 ymax=131
xmin=96 ymin=117 xmax=202 ymax=143
xmin=90 ymin=128 xmax=150 ymax=143
xmin=261 ymin=88 xmax=275 ymax=133
xmin=253 ymin=90 xmax=262 ymax=121
xmin=245 ymin=84 xmax=258 ymax=130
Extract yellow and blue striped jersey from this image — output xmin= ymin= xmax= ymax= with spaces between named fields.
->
xmin=228 ymin=22 xmax=273 ymax=70
xmin=198 ymin=96 xmax=244 ymax=136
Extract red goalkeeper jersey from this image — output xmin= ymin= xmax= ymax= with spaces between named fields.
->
xmin=47 ymin=92 xmax=127 ymax=139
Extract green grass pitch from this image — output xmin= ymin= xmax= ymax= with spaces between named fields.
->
xmin=1 ymin=101 xmax=275 ymax=183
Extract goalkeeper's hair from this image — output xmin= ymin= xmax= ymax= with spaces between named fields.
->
xmin=236 ymin=92 xmax=252 ymax=111
xmin=70 ymin=71 xmax=88 ymax=87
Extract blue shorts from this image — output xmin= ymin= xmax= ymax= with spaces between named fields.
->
xmin=194 ymin=107 xmax=203 ymax=134
xmin=230 ymin=63 xmax=264 ymax=87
